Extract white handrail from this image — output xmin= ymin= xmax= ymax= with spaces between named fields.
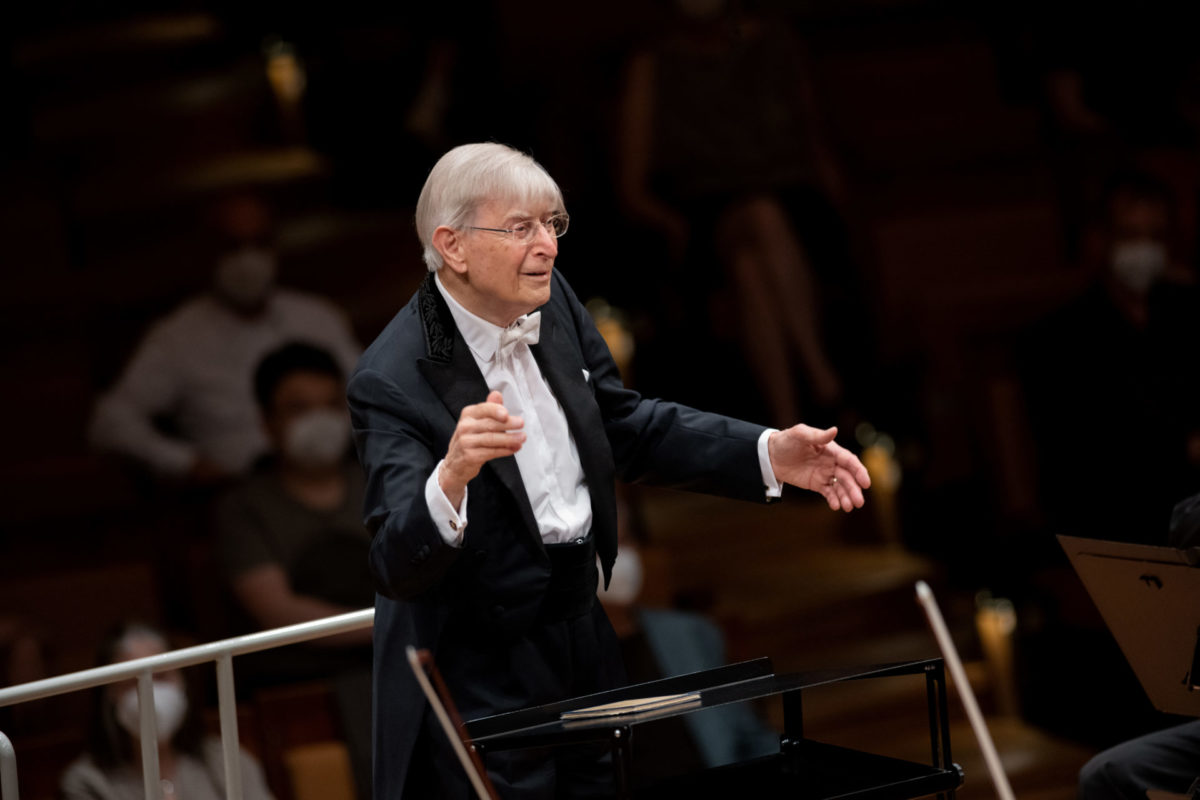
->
xmin=0 ymin=732 xmax=18 ymax=800
xmin=0 ymin=607 xmax=374 ymax=800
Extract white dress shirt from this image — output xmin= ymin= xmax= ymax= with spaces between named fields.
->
xmin=89 ymin=289 xmax=361 ymax=476
xmin=427 ymin=273 xmax=591 ymax=546
xmin=425 ymin=273 xmax=783 ymax=548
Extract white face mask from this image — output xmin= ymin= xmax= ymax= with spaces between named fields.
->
xmin=1110 ymin=239 xmax=1167 ymax=293
xmin=215 ymin=246 xmax=277 ymax=310
xmin=284 ymin=408 xmax=351 ymax=470
xmin=598 ymin=547 xmax=644 ymax=606
xmin=114 ymin=682 xmax=188 ymax=743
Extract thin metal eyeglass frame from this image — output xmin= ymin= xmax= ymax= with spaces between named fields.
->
xmin=467 ymin=214 xmax=569 ymax=242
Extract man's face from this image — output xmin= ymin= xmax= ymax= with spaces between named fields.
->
xmin=456 ymin=197 xmax=559 ymax=326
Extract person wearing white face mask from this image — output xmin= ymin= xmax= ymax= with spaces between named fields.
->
xmin=1092 ymin=173 xmax=1194 ymax=325
xmin=1018 ymin=171 xmax=1200 ymax=552
xmin=60 ymin=622 xmax=274 ymax=800
xmin=1006 ymin=173 xmax=1200 ymax=751
xmin=88 ymin=193 xmax=361 ymax=485
xmin=215 ymin=342 xmax=374 ymax=800
xmin=217 ymin=341 xmax=371 ymax=638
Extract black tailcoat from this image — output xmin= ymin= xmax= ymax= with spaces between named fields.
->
xmin=348 ymin=270 xmax=771 ymax=797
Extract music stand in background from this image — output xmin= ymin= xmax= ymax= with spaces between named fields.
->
xmin=1058 ymin=534 xmax=1200 ymax=718
xmin=406 ymin=646 xmax=501 ymax=800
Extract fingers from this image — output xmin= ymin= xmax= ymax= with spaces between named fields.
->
xmin=821 ymin=475 xmax=858 ymax=512
xmin=835 ymin=447 xmax=871 ymax=491
xmin=796 ymin=424 xmax=837 ymax=446
xmin=472 ymin=391 xmax=522 ymax=429
xmin=456 ymin=396 xmax=525 ymax=451
xmin=816 ymin=425 xmax=838 ymax=444
xmin=822 ymin=485 xmax=841 ymax=512
xmin=443 ymin=394 xmax=526 ymax=489
xmin=832 ymin=464 xmax=867 ymax=510
xmin=819 ymin=443 xmax=869 ymax=512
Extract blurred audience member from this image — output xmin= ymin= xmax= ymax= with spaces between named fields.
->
xmin=89 ymin=194 xmax=361 ymax=485
xmin=59 ymin=621 xmax=273 ymax=800
xmin=217 ymin=342 xmax=372 ymax=634
xmin=1021 ymin=172 xmax=1200 ymax=545
xmin=216 ymin=342 xmax=372 ymax=799
xmin=617 ymin=0 xmax=849 ymax=427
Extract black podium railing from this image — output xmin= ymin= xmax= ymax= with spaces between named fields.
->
xmin=466 ymin=657 xmax=963 ymax=799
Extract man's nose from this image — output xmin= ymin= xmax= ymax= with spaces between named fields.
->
xmin=531 ymin=220 xmax=557 ymax=254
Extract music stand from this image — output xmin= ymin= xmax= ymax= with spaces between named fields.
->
xmin=406 ymin=646 xmax=501 ymax=800
xmin=1058 ymin=534 xmax=1200 ymax=717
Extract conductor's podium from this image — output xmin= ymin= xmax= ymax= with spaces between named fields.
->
xmin=467 ymin=658 xmax=965 ymax=799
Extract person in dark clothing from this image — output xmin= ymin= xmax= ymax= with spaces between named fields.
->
xmin=1021 ymin=173 xmax=1200 ymax=545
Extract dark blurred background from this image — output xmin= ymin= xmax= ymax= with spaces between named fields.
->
xmin=3 ymin=0 xmax=1200 ymax=798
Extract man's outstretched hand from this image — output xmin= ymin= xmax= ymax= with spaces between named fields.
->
xmin=439 ymin=390 xmax=525 ymax=508
xmin=767 ymin=425 xmax=871 ymax=512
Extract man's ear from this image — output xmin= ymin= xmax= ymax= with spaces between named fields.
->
xmin=432 ymin=226 xmax=468 ymax=275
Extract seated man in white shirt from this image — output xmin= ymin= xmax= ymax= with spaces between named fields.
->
xmin=89 ymin=194 xmax=361 ymax=484
xmin=348 ymin=142 xmax=872 ymax=799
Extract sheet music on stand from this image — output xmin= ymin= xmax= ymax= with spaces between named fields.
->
xmin=1058 ymin=534 xmax=1200 ymax=718
xmin=560 ymin=692 xmax=702 ymax=720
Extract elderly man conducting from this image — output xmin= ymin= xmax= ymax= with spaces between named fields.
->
xmin=348 ymin=142 xmax=871 ymax=798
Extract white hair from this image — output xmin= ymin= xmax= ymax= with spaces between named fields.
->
xmin=414 ymin=143 xmax=565 ymax=272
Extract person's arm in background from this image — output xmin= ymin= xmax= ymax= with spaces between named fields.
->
xmin=230 ymin=565 xmax=370 ymax=647
xmin=88 ymin=322 xmax=224 ymax=482
xmin=216 ymin=490 xmax=369 ymax=647
xmin=276 ymin=289 xmax=363 ymax=388
xmin=615 ymin=49 xmax=690 ymax=265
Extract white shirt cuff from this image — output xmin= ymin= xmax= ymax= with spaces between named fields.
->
xmin=758 ymin=428 xmax=782 ymax=499
xmin=424 ymin=460 xmax=469 ymax=547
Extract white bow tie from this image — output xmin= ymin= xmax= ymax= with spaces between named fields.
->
xmin=497 ymin=311 xmax=541 ymax=359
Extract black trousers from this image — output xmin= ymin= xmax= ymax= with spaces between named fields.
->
xmin=405 ymin=600 xmax=627 ymax=799
xmin=404 ymin=539 xmax=627 ymax=799
xmin=1078 ymin=720 xmax=1200 ymax=800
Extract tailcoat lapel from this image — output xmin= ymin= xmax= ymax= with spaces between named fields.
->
xmin=413 ymin=275 xmax=546 ymax=560
xmin=530 ymin=308 xmax=619 ymax=577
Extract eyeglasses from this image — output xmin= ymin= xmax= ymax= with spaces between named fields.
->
xmin=467 ymin=214 xmax=569 ymax=244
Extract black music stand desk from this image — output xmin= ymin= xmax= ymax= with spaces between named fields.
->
xmin=466 ymin=657 xmax=965 ymax=799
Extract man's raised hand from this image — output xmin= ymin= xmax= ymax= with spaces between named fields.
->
xmin=767 ymin=424 xmax=871 ymax=512
xmin=439 ymin=391 xmax=524 ymax=507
